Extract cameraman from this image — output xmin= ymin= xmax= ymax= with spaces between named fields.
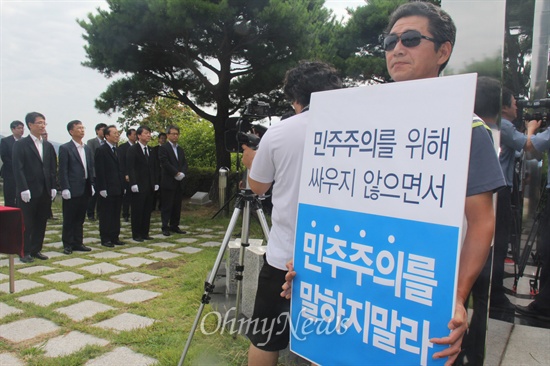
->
xmin=242 ymin=60 xmax=342 ymax=366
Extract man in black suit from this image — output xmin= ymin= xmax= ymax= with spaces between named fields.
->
xmin=126 ymin=126 xmax=158 ymax=241
xmin=59 ymin=120 xmax=94 ymax=255
xmin=12 ymin=112 xmax=57 ymax=263
xmin=118 ymin=128 xmax=136 ymax=222
xmin=94 ymin=125 xmax=124 ymax=248
xmin=159 ymin=125 xmax=188 ymax=236
xmin=86 ymin=122 xmax=107 ymax=221
xmin=152 ymin=132 xmax=167 ymax=211
xmin=0 ymin=120 xmax=25 ymax=207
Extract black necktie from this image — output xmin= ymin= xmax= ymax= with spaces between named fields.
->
xmin=144 ymin=146 xmax=149 ymax=159
xmin=112 ymin=146 xmax=117 ymax=157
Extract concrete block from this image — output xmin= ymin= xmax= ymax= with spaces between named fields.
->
xmin=226 ymin=239 xmax=264 ymax=296
xmin=190 ymin=191 xmax=210 ymax=205
xmin=242 ymin=245 xmax=266 ymax=318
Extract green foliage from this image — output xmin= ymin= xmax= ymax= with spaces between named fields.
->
xmin=179 ymin=119 xmax=216 ymax=169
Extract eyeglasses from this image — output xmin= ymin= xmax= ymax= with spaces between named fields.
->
xmin=383 ymin=30 xmax=437 ymax=51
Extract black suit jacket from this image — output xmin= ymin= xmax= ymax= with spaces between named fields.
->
xmin=127 ymin=143 xmax=158 ymax=191
xmin=0 ymin=135 xmax=17 ymax=179
xmin=94 ymin=143 xmax=124 ymax=196
xmin=59 ymin=141 xmax=94 ymax=198
xmin=158 ymin=142 xmax=188 ymax=190
xmin=12 ymin=135 xmax=57 ymax=197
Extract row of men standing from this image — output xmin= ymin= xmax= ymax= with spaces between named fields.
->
xmin=0 ymin=113 xmax=188 ymax=262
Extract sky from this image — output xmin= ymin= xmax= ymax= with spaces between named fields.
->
xmin=0 ymin=0 xmax=366 ymax=143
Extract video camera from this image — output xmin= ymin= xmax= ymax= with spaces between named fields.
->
xmin=516 ymin=98 xmax=550 ymax=130
xmin=224 ymin=101 xmax=271 ymax=153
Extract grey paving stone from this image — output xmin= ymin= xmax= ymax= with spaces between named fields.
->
xmin=120 ymin=247 xmax=153 ymax=254
xmin=44 ymin=230 xmax=58 ymax=235
xmin=116 ymin=257 xmax=157 ymax=268
xmin=93 ymin=313 xmax=155 ymax=332
xmin=0 ymin=258 xmax=25 ymax=267
xmin=200 ymin=241 xmax=221 ymax=247
xmin=501 ymin=323 xmax=550 ymax=365
xmin=18 ymin=289 xmax=77 ymax=307
xmin=195 ymin=227 xmax=214 ymax=233
xmin=176 ymin=247 xmax=203 ymax=254
xmin=175 ymin=238 xmax=198 ymax=243
xmin=55 ymin=300 xmax=115 ymax=321
xmin=86 ymin=230 xmax=100 ymax=235
xmin=41 ymin=271 xmax=84 ymax=283
xmin=0 ymin=353 xmax=24 ymax=366
xmin=0 ymin=254 xmax=6 ymax=259
xmin=149 ymin=233 xmax=167 ymax=239
xmin=17 ymin=265 xmax=55 ymax=274
xmin=41 ymin=251 xmax=65 ymax=258
xmin=43 ymin=241 xmax=63 ymax=248
xmin=0 ymin=279 xmax=43 ymax=294
xmin=149 ymin=242 xmax=176 ymax=248
xmin=0 ymin=303 xmax=23 ymax=319
xmin=83 ymin=237 xmax=101 ymax=244
xmin=196 ymin=234 xmax=216 ymax=238
xmin=107 ymin=289 xmax=161 ymax=304
xmin=80 ymin=263 xmax=125 ymax=275
xmin=71 ymin=279 xmax=124 ymax=293
xmin=0 ymin=273 xmax=7 ymax=281
xmin=89 ymin=251 xmax=128 ymax=259
xmin=147 ymin=251 xmax=180 ymax=260
xmin=85 ymin=346 xmax=157 ymax=366
xmin=40 ymin=330 xmax=110 ymax=357
xmin=0 ymin=318 xmax=59 ymax=342
xmin=54 ymin=258 xmax=94 ymax=267
xmin=111 ymin=272 xmax=159 ymax=284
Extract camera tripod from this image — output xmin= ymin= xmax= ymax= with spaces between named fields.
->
xmin=178 ymin=185 xmax=270 ymax=366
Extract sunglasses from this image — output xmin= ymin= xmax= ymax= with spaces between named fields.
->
xmin=383 ymin=30 xmax=437 ymax=51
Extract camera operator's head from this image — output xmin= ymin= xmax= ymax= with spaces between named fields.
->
xmin=283 ymin=60 xmax=342 ymax=113
xmin=501 ymin=86 xmax=518 ymax=122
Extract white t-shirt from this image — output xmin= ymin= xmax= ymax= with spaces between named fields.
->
xmin=249 ymin=111 xmax=309 ymax=270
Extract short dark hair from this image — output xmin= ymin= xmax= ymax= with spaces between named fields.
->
xmin=167 ymin=125 xmax=180 ymax=134
xmin=10 ymin=120 xmax=24 ymax=130
xmin=137 ymin=125 xmax=151 ymax=135
xmin=158 ymin=132 xmax=167 ymax=139
xmin=386 ymin=2 xmax=456 ymax=74
xmin=103 ymin=125 xmax=117 ymax=137
xmin=283 ymin=60 xmax=342 ymax=107
xmin=474 ymin=77 xmax=501 ymax=119
xmin=67 ymin=120 xmax=82 ymax=133
xmin=25 ymin=112 xmax=45 ymax=128
xmin=95 ymin=123 xmax=108 ymax=133
xmin=501 ymin=86 xmax=514 ymax=108
xmin=126 ymin=128 xmax=136 ymax=137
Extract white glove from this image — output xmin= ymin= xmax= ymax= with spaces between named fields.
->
xmin=62 ymin=189 xmax=71 ymax=200
xmin=154 ymin=185 xmax=159 ymax=191
xmin=91 ymin=185 xmax=95 ymax=196
xmin=175 ymin=172 xmax=185 ymax=181
xmin=20 ymin=190 xmax=31 ymax=203
xmin=100 ymin=190 xmax=108 ymax=198
xmin=131 ymin=185 xmax=139 ymax=193
xmin=51 ymin=189 xmax=57 ymax=200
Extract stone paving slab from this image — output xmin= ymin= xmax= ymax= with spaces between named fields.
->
xmin=0 ymin=318 xmax=60 ymax=343
xmin=196 ymin=234 xmax=216 ymax=238
xmin=54 ymin=258 xmax=94 ymax=267
xmin=93 ymin=313 xmax=155 ymax=332
xmin=0 ymin=258 xmax=25 ymax=267
xmin=89 ymin=251 xmax=128 ymax=259
xmin=147 ymin=251 xmax=180 ymax=260
xmin=0 ymin=353 xmax=24 ymax=366
xmin=44 ymin=230 xmax=58 ymax=235
xmin=120 ymin=247 xmax=153 ymax=254
xmin=116 ymin=257 xmax=157 ymax=268
xmin=86 ymin=230 xmax=100 ymax=235
xmin=149 ymin=233 xmax=168 ymax=239
xmin=502 ymin=323 xmax=550 ymax=365
xmin=200 ymin=241 xmax=221 ymax=247
xmin=40 ymin=330 xmax=110 ymax=357
xmin=43 ymin=241 xmax=63 ymax=248
xmin=80 ymin=263 xmax=126 ymax=275
xmin=41 ymin=271 xmax=85 ymax=283
xmin=55 ymin=300 xmax=115 ymax=321
xmin=175 ymin=238 xmax=198 ymax=243
xmin=71 ymin=279 xmax=124 ymax=293
xmin=149 ymin=242 xmax=176 ymax=248
xmin=83 ymin=237 xmax=101 ymax=244
xmin=176 ymin=247 xmax=203 ymax=254
xmin=107 ymin=289 xmax=161 ymax=304
xmin=17 ymin=265 xmax=55 ymax=274
xmin=0 ymin=279 xmax=43 ymax=293
xmin=195 ymin=227 xmax=214 ymax=233
xmin=111 ymin=272 xmax=159 ymax=284
xmin=0 ymin=303 xmax=23 ymax=318
xmin=41 ymin=251 xmax=65 ymax=258
xmin=85 ymin=346 xmax=157 ymax=366
xmin=0 ymin=273 xmax=7 ymax=281
xmin=18 ymin=289 xmax=77 ymax=307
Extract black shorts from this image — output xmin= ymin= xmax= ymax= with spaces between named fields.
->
xmin=246 ymin=259 xmax=291 ymax=352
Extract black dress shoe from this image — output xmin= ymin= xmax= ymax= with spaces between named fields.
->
xmin=20 ymin=254 xmax=34 ymax=263
xmin=144 ymin=236 xmax=154 ymax=240
xmin=162 ymin=230 xmax=171 ymax=236
xmin=73 ymin=245 xmax=92 ymax=252
xmin=32 ymin=252 xmax=49 ymax=260
xmin=170 ymin=227 xmax=187 ymax=234
xmin=63 ymin=247 xmax=73 ymax=255
xmin=101 ymin=241 xmax=115 ymax=248
xmin=133 ymin=237 xmax=144 ymax=242
xmin=515 ymin=303 xmax=550 ymax=320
